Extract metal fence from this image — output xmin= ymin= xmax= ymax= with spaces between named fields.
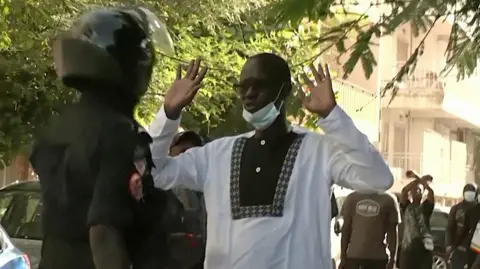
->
xmin=381 ymin=152 xmax=475 ymax=184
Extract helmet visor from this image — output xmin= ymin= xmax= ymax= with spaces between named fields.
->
xmin=132 ymin=7 xmax=175 ymax=56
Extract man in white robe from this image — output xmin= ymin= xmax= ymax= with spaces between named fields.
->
xmin=150 ymin=54 xmax=394 ymax=269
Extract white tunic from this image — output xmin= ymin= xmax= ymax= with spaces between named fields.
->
xmin=149 ymin=105 xmax=393 ymax=269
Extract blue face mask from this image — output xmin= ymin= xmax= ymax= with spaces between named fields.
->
xmin=242 ymin=84 xmax=284 ymax=130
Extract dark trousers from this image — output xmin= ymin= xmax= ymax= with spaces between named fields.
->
xmin=467 ymin=250 xmax=479 ymax=269
xmin=471 ymin=254 xmax=480 ymax=269
xmin=345 ymin=258 xmax=388 ymax=269
xmin=399 ymin=240 xmax=432 ymax=269
xmin=38 ymin=236 xmax=95 ymax=269
xmin=451 ymin=249 xmax=468 ymax=269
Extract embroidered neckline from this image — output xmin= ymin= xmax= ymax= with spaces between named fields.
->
xmin=229 ymin=134 xmax=305 ymax=220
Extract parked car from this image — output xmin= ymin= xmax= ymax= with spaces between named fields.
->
xmin=0 ymin=181 xmax=206 ymax=269
xmin=0 ymin=223 xmax=31 ymax=269
xmin=429 ymin=206 xmax=450 ymax=269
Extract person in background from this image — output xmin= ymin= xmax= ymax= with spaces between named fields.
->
xmin=447 ymin=184 xmax=477 ymax=269
xmin=449 ymin=188 xmax=480 ymax=269
xmin=169 ymin=131 xmax=204 ymax=157
xmin=338 ymin=191 xmax=399 ymax=269
xmin=399 ymin=171 xmax=435 ymax=269
xmin=167 ymin=130 xmax=205 ymax=224
xmin=162 ymin=130 xmax=206 ymax=269
xmin=173 ymin=132 xmax=208 ymax=269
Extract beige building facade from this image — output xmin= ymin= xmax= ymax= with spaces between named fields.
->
xmin=333 ymin=17 xmax=480 ymax=203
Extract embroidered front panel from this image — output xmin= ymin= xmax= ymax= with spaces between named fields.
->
xmin=229 ymin=134 xmax=305 ymax=220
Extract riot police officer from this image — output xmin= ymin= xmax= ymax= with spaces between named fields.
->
xmin=30 ymin=6 xmax=207 ymax=269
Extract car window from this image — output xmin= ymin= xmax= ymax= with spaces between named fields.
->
xmin=430 ymin=211 xmax=448 ymax=228
xmin=0 ymin=191 xmax=42 ymax=240
xmin=0 ymin=229 xmax=5 ymax=250
xmin=0 ymin=193 xmax=13 ymax=219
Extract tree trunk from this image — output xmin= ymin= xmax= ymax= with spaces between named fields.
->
xmin=14 ymin=155 xmax=30 ymax=181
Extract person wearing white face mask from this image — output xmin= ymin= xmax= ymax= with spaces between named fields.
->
xmin=148 ymin=54 xmax=393 ymax=269
xmin=446 ymin=184 xmax=477 ymax=269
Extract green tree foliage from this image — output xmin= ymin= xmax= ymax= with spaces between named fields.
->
xmin=269 ymin=0 xmax=480 ymax=101
xmin=0 ymin=0 xmax=329 ymax=165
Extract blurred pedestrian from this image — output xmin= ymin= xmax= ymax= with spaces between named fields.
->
xmin=338 ymin=191 xmax=399 ymax=269
xmin=398 ymin=171 xmax=435 ymax=269
xmin=169 ymin=131 xmax=204 ymax=157
xmin=447 ymin=184 xmax=477 ymax=269
xmin=449 ymin=188 xmax=480 ymax=269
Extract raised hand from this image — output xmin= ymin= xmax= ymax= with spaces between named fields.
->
xmin=405 ymin=170 xmax=420 ymax=179
xmin=164 ymin=58 xmax=208 ymax=119
xmin=299 ymin=62 xmax=336 ymax=118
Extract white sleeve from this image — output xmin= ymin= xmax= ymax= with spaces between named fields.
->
xmin=149 ymin=106 xmax=209 ymax=191
xmin=317 ymin=105 xmax=393 ymax=192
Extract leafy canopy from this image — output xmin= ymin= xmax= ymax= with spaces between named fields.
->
xmin=0 ymin=0 xmax=330 ymax=166
xmin=269 ymin=0 xmax=480 ymax=100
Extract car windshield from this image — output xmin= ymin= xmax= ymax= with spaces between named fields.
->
xmin=430 ymin=210 xmax=448 ymax=228
xmin=0 ymin=190 xmax=42 ymax=240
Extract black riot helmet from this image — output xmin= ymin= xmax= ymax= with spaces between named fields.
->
xmin=53 ymin=7 xmax=174 ymax=101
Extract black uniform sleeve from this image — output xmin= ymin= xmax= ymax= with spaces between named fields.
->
xmin=454 ymin=207 xmax=472 ymax=248
xmin=87 ymin=122 xmax=136 ymax=228
xmin=446 ymin=204 xmax=459 ymax=247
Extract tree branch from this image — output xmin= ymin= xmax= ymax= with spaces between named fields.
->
xmin=292 ymin=5 xmax=372 ymax=68
xmin=354 ymin=15 xmax=441 ymax=112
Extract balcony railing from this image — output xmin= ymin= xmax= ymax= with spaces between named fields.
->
xmin=385 ymin=62 xmax=455 ymax=91
xmin=381 ymin=152 xmax=475 ymax=185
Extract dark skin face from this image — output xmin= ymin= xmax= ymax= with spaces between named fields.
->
xmin=169 ymin=141 xmax=197 ymax=157
xmin=410 ymin=184 xmax=424 ymax=204
xmin=237 ymin=58 xmax=289 ymax=137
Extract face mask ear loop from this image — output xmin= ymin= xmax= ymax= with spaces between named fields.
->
xmin=274 ymin=83 xmax=285 ymax=110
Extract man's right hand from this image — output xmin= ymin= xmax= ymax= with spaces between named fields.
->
xmin=164 ymin=58 xmax=208 ymax=120
xmin=446 ymin=246 xmax=454 ymax=261
xmin=405 ymin=170 xmax=419 ymax=179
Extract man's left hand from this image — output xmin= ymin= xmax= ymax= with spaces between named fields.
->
xmin=300 ymin=62 xmax=336 ymax=118
xmin=386 ymin=260 xmax=395 ymax=269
